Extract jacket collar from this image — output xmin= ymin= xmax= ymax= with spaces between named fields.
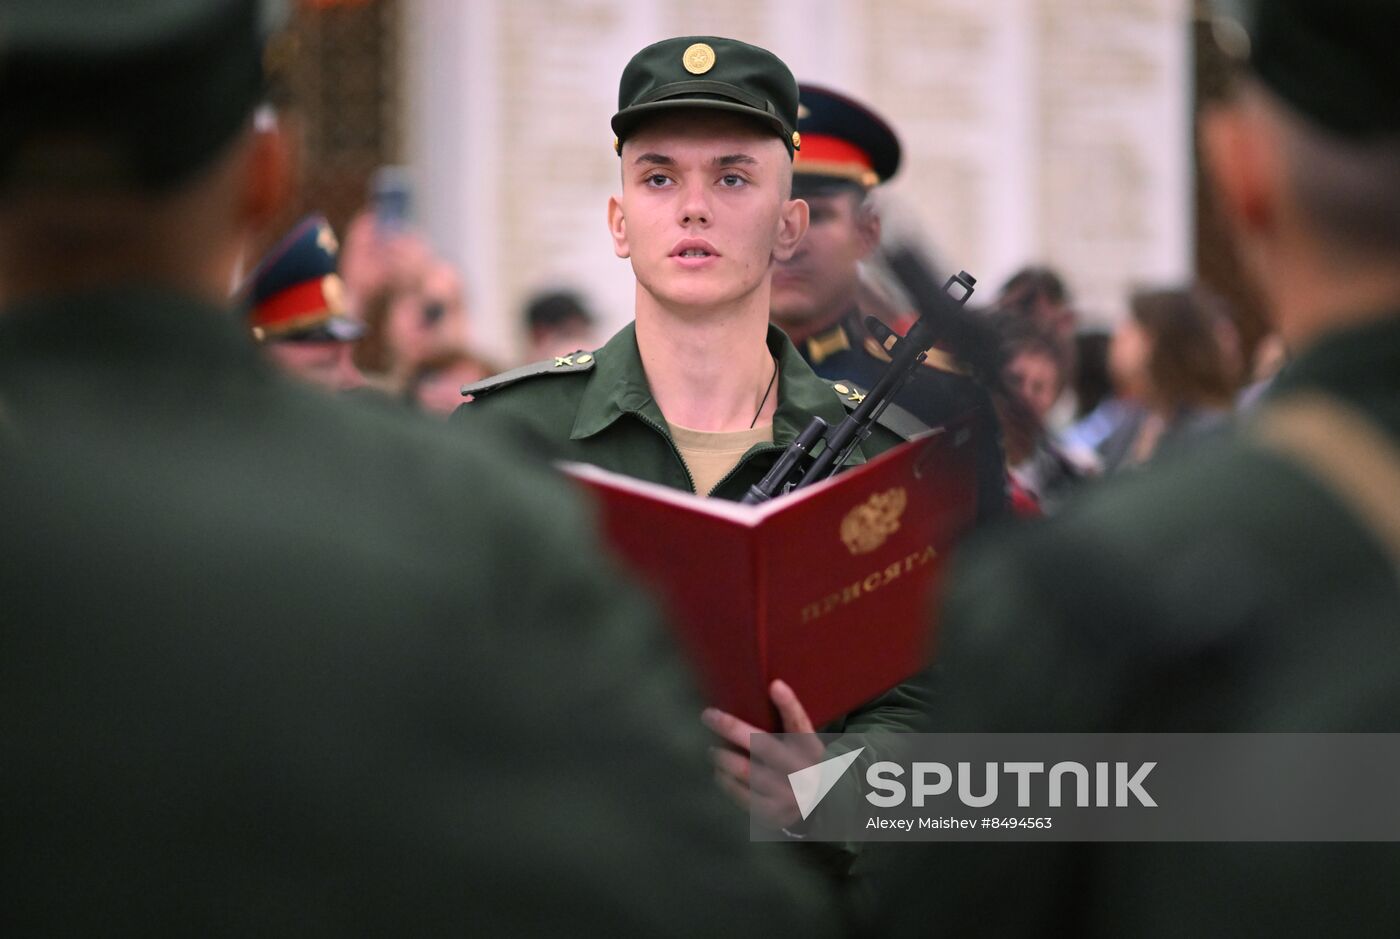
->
xmin=570 ymin=320 xmax=867 ymax=463
xmin=571 ymin=322 xmax=658 ymax=440
xmin=1267 ymin=311 xmax=1400 ymax=404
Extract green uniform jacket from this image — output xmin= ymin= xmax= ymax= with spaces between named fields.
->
xmin=0 ymin=290 xmax=839 ymax=936
xmin=855 ymin=312 xmax=1400 ymax=937
xmin=458 ymin=321 xmax=926 ymax=500
xmin=457 ymin=323 xmax=938 ymax=742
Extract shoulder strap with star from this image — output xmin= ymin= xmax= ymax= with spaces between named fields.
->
xmin=827 ymin=379 xmax=931 ymax=441
xmin=461 ymin=350 xmax=597 ymax=398
xmin=862 ymin=334 xmax=969 ymax=377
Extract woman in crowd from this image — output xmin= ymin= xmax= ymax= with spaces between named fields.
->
xmin=1099 ymin=286 xmax=1239 ymax=472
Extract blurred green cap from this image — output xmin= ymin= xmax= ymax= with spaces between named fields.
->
xmin=0 ymin=0 xmax=288 ymax=191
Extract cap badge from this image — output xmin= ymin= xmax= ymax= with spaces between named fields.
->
xmin=683 ymin=42 xmax=716 ymax=75
xmin=316 ymin=224 xmax=339 ymax=255
xmin=321 ymin=274 xmax=347 ymax=314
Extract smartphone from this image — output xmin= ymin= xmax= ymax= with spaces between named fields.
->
xmin=370 ymin=165 xmax=412 ymax=234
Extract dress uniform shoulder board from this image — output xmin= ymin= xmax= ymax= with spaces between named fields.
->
xmin=862 ymin=335 xmax=969 ymax=377
xmin=461 ymin=350 xmax=597 ymax=398
xmin=828 ymin=379 xmax=931 ymax=441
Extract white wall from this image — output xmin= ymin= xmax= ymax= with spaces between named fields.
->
xmin=405 ymin=0 xmax=1192 ymax=361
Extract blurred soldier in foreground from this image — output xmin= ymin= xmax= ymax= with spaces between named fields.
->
xmin=856 ymin=0 xmax=1400 ymax=934
xmin=0 ymin=2 xmax=837 ymax=933
xmin=771 ymin=83 xmax=1007 ymax=520
xmin=241 ymin=213 xmax=368 ymax=392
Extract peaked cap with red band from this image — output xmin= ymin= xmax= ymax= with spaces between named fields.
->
xmin=240 ymin=215 xmax=365 ymax=343
xmin=793 ymin=83 xmax=901 ymax=191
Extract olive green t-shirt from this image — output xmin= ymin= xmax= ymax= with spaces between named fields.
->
xmin=668 ymin=421 xmax=773 ymax=497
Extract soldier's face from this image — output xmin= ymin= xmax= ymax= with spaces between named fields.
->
xmin=1108 ymin=319 xmax=1151 ymax=401
xmin=263 ymin=340 xmax=366 ymax=392
xmin=1005 ymin=349 xmax=1062 ymax=421
xmin=771 ymin=189 xmax=878 ymax=332
xmin=609 ymin=113 xmax=808 ymax=315
xmin=387 ymin=261 xmax=466 ymax=364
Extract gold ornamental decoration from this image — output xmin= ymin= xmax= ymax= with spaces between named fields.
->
xmin=321 ymin=274 xmax=347 ymax=313
xmin=320 ymin=274 xmax=348 ymax=313
xmin=683 ymin=42 xmax=716 ymax=74
xmin=315 ymin=223 xmax=339 ymax=255
xmin=840 ymin=487 xmax=907 ymax=555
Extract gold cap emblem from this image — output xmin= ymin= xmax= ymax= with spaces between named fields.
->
xmin=315 ymin=224 xmax=339 ymax=256
xmin=321 ymin=274 xmax=347 ymax=314
xmin=840 ymin=487 xmax=908 ymax=555
xmin=683 ymin=42 xmax=716 ymax=75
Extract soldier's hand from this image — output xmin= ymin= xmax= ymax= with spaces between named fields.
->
xmin=702 ymin=680 xmax=825 ymax=830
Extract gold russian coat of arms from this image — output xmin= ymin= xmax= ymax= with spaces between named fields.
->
xmin=839 ymin=487 xmax=907 ymax=555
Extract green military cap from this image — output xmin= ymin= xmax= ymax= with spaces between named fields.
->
xmin=1214 ymin=0 xmax=1400 ymax=138
xmin=0 ymin=0 xmax=287 ymax=192
xmin=611 ymin=36 xmax=802 ymax=157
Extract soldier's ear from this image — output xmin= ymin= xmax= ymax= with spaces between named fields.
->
xmin=607 ymin=194 xmax=630 ymax=259
xmin=772 ymin=196 xmax=809 ymax=263
xmin=1200 ymin=96 xmax=1279 ymax=244
xmin=854 ymin=196 xmax=881 ymax=260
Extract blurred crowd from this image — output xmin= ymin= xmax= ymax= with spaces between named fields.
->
xmin=242 ymin=200 xmax=603 ymax=416
xmin=243 ymin=197 xmax=1281 ymax=517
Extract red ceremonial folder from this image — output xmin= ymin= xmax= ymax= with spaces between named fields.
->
xmin=562 ymin=422 xmax=978 ymax=730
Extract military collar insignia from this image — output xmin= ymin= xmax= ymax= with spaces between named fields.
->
xmin=829 ymin=378 xmax=929 ymax=440
xmin=805 ymin=324 xmax=851 ymax=365
xmin=860 ymin=335 xmax=969 ymax=377
xmin=831 ymin=381 xmax=866 ymax=404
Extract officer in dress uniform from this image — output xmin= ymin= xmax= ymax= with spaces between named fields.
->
xmin=854 ymin=1 xmax=1400 ymax=934
xmin=240 ymin=213 xmax=368 ymax=391
xmin=771 ymin=83 xmax=1008 ymax=520
xmin=0 ymin=3 xmax=839 ymax=933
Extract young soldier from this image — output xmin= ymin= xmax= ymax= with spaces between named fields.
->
xmin=460 ymin=37 xmax=934 ymax=830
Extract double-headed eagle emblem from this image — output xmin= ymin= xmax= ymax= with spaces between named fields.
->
xmin=839 ymin=487 xmax=908 ymax=555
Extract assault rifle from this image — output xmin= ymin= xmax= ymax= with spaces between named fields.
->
xmin=741 ymin=250 xmax=977 ymax=505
